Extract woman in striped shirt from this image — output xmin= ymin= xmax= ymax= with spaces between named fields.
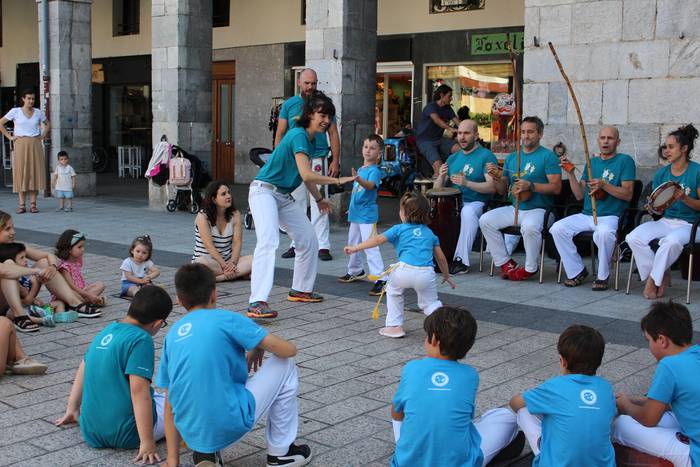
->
xmin=192 ymin=181 xmax=252 ymax=282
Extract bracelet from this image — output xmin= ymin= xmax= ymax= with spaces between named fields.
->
xmin=336 ymin=177 xmax=341 ymax=186
xmin=315 ymin=196 xmax=323 ymax=203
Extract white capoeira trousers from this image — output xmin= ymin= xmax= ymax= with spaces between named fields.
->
xmin=613 ymin=412 xmax=691 ymax=467
xmin=289 ymin=157 xmax=330 ymax=250
xmin=346 ymin=223 xmax=385 ymax=277
xmin=550 ymin=213 xmax=619 ymax=280
xmin=626 ymin=218 xmax=698 ymax=287
xmin=393 ymin=408 xmax=518 ymax=466
xmin=249 ymin=183 xmax=318 ymax=303
xmin=385 ymin=262 xmax=442 ymax=327
xmin=516 ymin=407 xmax=543 ymax=456
xmin=454 ymin=201 xmax=484 ymax=266
xmin=479 ymin=206 xmax=546 ymax=273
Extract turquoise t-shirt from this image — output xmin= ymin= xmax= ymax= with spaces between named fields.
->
xmin=647 ymin=344 xmax=700 ymax=467
xmin=581 ymin=153 xmax=636 ymax=217
xmin=504 ymin=146 xmax=561 ymax=211
xmin=348 ymin=164 xmax=383 ymax=224
xmin=652 ymin=161 xmax=700 ymax=224
xmin=445 ymin=145 xmax=498 ymax=203
xmin=392 ymin=358 xmax=482 ymax=467
xmin=255 ymin=127 xmax=313 ymax=194
xmin=523 ymin=374 xmax=616 ymax=467
xmin=80 ymin=322 xmax=157 ymax=449
xmin=279 ymin=95 xmax=335 ymax=158
xmin=156 ymin=309 xmax=268 ymax=453
xmin=383 ymin=223 xmax=439 ymax=267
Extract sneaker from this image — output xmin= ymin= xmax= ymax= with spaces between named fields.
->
xmin=192 ymin=451 xmax=223 ymax=467
xmin=53 ymin=310 xmax=79 ymax=323
xmin=337 ymin=270 xmax=366 ymax=283
xmin=288 ymin=290 xmax=323 ymax=303
xmin=318 ymin=249 xmax=333 ymax=261
xmin=379 ymin=326 xmax=406 ymax=338
xmin=55 ymin=207 xmax=64 ymax=212
xmin=507 ymin=266 xmax=537 ymax=281
xmin=247 ymin=301 xmax=278 ymax=319
xmin=64 ymin=207 xmax=73 ymax=212
xmin=281 ymin=247 xmax=296 ymax=259
xmin=499 ymin=259 xmax=518 ymax=279
xmin=369 ymin=280 xmax=386 ymax=296
xmin=449 ymin=259 xmax=470 ymax=275
xmin=9 ymin=357 xmax=48 ymax=375
xmin=267 ymin=443 xmax=312 ymax=467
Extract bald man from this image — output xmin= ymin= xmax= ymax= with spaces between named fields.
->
xmin=435 ymin=120 xmax=498 ymax=274
xmin=275 ymin=69 xmax=341 ymax=261
xmin=550 ymin=126 xmax=636 ymax=290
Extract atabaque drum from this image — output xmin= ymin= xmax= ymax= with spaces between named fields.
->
xmin=426 ymin=187 xmax=462 ymax=263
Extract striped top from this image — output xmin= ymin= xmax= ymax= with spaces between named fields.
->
xmin=192 ymin=215 xmax=234 ymax=262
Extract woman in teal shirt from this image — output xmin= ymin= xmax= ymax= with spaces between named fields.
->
xmin=626 ymin=124 xmax=700 ymax=299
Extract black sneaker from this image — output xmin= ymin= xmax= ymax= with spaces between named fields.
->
xmin=267 ymin=443 xmax=312 ymax=466
xmin=192 ymin=451 xmax=223 ymax=467
xmin=318 ymin=249 xmax=333 ymax=261
xmin=369 ymin=280 xmax=386 ymax=296
xmin=449 ymin=259 xmax=469 ymax=275
xmin=490 ymin=431 xmax=525 ymax=463
xmin=281 ymin=247 xmax=296 ymax=259
xmin=337 ymin=270 xmax=366 ymax=283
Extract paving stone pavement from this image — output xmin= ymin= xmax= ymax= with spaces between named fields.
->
xmin=0 ymin=192 xmax=695 ymax=466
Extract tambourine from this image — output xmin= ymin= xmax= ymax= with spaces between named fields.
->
xmin=646 ymin=181 xmax=682 ymax=216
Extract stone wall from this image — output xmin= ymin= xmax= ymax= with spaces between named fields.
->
xmin=523 ymin=0 xmax=700 ymax=180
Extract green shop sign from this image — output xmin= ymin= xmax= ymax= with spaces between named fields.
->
xmin=470 ymin=32 xmax=524 ymax=56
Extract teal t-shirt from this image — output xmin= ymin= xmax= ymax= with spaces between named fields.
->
xmin=80 ymin=322 xmax=157 ymax=449
xmin=581 ymin=153 xmax=636 ymax=217
xmin=504 ymin=146 xmax=561 ymax=211
xmin=255 ymin=127 xmax=313 ymax=193
xmin=279 ymin=95 xmax=335 ymax=158
xmin=445 ymin=145 xmax=498 ymax=203
xmin=383 ymin=223 xmax=439 ymax=267
xmin=652 ymin=161 xmax=700 ymax=223
xmin=348 ymin=164 xmax=383 ymax=224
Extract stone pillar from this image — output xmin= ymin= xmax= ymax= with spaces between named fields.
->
xmin=40 ymin=0 xmax=95 ymax=195
xmin=150 ymin=0 xmax=212 ymax=208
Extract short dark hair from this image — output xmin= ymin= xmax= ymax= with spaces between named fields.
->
xmin=399 ymin=191 xmax=430 ymax=225
xmin=55 ymin=229 xmax=84 ymax=260
xmin=423 ymin=306 xmax=477 ymax=360
xmin=127 ymin=285 xmax=173 ymax=324
xmin=522 ymin=116 xmax=544 ymax=133
xmin=641 ymin=301 xmax=693 ymax=346
xmin=0 ymin=242 xmax=26 ymax=263
xmin=457 ymin=105 xmax=471 ymax=121
xmin=297 ymin=91 xmax=336 ymax=128
xmin=365 ymin=133 xmax=384 ymax=148
xmin=432 ymin=84 xmax=452 ymax=102
xmin=175 ymin=263 xmax=216 ymax=309
xmin=557 ymin=325 xmax=605 ymax=376
xmin=57 ymin=151 xmax=69 ymax=159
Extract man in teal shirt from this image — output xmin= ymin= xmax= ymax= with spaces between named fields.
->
xmin=275 ymin=68 xmax=341 ymax=261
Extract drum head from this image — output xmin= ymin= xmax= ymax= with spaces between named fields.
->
xmin=426 ymin=187 xmax=461 ymax=197
xmin=650 ymin=181 xmax=681 ymax=208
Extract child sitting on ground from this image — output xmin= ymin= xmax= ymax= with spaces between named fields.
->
xmin=510 ymin=324 xmax=616 ymax=466
xmin=337 ymin=134 xmax=386 ymax=296
xmin=344 ymin=191 xmax=455 ymax=338
xmin=613 ymin=301 xmax=699 ymax=466
xmin=391 ymin=306 xmax=522 ymax=466
xmin=54 ymin=230 xmax=105 ymax=308
xmin=120 ymin=235 xmax=160 ymax=298
xmin=158 ymin=263 xmax=310 ymax=467
xmin=55 ymin=286 xmax=172 ymax=465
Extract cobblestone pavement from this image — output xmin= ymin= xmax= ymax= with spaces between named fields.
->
xmin=0 ymin=193 xmax=695 ymax=466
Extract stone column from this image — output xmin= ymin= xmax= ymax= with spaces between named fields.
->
xmin=150 ymin=0 xmax=212 ymax=208
xmin=40 ymin=0 xmax=95 ymax=195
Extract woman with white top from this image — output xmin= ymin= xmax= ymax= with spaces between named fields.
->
xmin=0 ymin=90 xmax=51 ymax=214
xmin=193 ymin=181 xmax=252 ymax=282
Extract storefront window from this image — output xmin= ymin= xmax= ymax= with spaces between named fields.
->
xmin=108 ymin=85 xmax=151 ymax=150
xmin=375 ymin=64 xmax=413 ymax=139
xmin=426 ymin=62 xmax=517 ymax=155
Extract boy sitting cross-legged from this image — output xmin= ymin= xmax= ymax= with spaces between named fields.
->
xmin=55 ymin=286 xmax=172 ymax=465
xmin=391 ymin=306 xmax=523 ymax=466
xmin=159 ymin=263 xmax=310 ymax=467
xmin=510 ymin=324 xmax=616 ymax=466
xmin=613 ymin=300 xmax=699 ymax=467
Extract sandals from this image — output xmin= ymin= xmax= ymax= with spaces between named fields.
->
xmin=30 ymin=203 xmax=39 ymax=213
xmin=563 ymin=268 xmax=589 ymax=287
xmin=592 ymin=279 xmax=609 ymax=291
xmin=13 ymin=315 xmax=40 ymax=333
xmin=69 ymin=303 xmax=102 ymax=318
xmin=16 ymin=205 xmax=26 ymax=214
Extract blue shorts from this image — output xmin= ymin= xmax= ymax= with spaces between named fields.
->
xmin=55 ymin=190 xmax=74 ymax=199
xmin=417 ymin=137 xmax=457 ymax=165
xmin=120 ymin=280 xmax=140 ymax=296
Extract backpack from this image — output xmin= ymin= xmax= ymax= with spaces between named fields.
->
xmin=168 ymin=152 xmax=192 ymax=186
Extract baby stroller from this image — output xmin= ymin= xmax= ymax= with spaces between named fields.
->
xmin=165 ymin=145 xmax=207 ymax=214
xmin=377 ymin=137 xmax=416 ymax=197
xmin=244 ymin=147 xmax=273 ymax=229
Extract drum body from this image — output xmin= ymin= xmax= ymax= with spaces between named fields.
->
xmin=426 ymin=188 xmax=463 ymax=262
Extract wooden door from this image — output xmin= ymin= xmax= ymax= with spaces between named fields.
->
xmin=212 ymin=61 xmax=235 ymax=181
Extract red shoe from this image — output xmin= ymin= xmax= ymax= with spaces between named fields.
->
xmin=507 ymin=266 xmax=537 ymax=281
xmin=499 ymin=259 xmax=518 ymax=279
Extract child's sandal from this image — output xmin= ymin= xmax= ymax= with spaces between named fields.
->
xmin=13 ymin=315 xmax=40 ymax=333
xmin=69 ymin=303 xmax=102 ymax=318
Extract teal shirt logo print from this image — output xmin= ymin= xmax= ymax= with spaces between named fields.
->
xmin=580 ymin=389 xmax=597 ymax=405
xmin=431 ymin=372 xmax=450 ymax=387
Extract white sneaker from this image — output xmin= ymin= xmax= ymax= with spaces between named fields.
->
xmin=9 ymin=357 xmax=48 ymax=375
xmin=379 ymin=326 xmax=406 ymax=338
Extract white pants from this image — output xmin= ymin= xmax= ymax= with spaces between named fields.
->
xmin=551 ymin=213 xmax=619 ymax=280
xmin=249 ymin=183 xmax=318 ymax=303
xmin=346 ymin=223 xmax=385 ymax=277
xmin=480 ymin=206 xmax=546 ymax=273
xmin=626 ymin=218 xmax=697 ymax=287
xmin=454 ymin=201 xmax=484 ymax=266
xmin=516 ymin=407 xmax=543 ymax=456
xmin=393 ymin=408 xmax=518 ymax=466
xmin=289 ymin=157 xmax=330 ymax=250
xmin=243 ymin=356 xmax=299 ymax=457
xmin=613 ymin=413 xmax=691 ymax=467
xmin=153 ymin=391 xmax=166 ymax=442
xmin=385 ymin=262 xmax=442 ymax=327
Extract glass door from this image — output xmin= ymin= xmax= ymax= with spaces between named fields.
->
xmin=375 ymin=62 xmax=414 ymax=139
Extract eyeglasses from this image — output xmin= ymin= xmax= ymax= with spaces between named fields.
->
xmin=70 ymin=232 xmax=86 ymax=246
xmin=160 ymin=319 xmax=168 ymax=329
